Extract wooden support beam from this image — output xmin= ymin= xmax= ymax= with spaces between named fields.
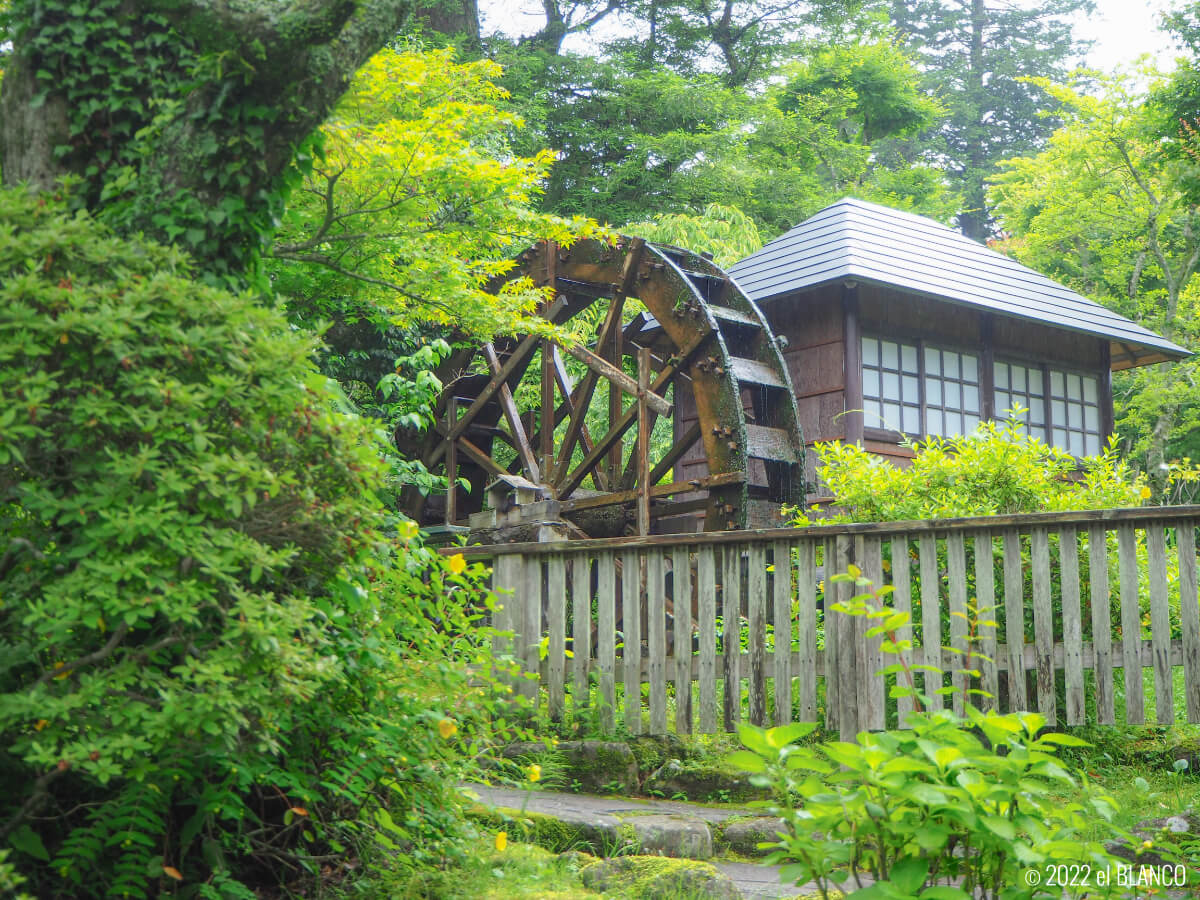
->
xmin=563 ymin=341 xmax=672 ymax=417
xmin=445 ymin=396 xmax=458 ymax=525
xmin=483 ymin=343 xmax=540 ymax=482
xmin=455 ymin=436 xmax=510 ymax=480
xmin=556 ymin=329 xmax=713 ymax=500
xmin=561 ymin=471 xmax=746 ymax=513
xmin=637 ymin=346 xmax=651 ymax=536
xmin=428 ymin=333 xmax=538 ymax=466
xmin=541 ymin=340 xmax=555 ymax=480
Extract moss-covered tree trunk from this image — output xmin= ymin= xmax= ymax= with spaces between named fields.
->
xmin=0 ymin=0 xmax=413 ymax=282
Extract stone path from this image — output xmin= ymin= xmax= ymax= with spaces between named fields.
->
xmin=465 ymin=784 xmax=813 ymax=898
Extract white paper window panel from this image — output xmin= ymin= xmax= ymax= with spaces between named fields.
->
xmin=964 ymin=414 xmax=980 ymax=433
xmin=903 ymin=405 xmax=920 ymax=433
xmin=995 ymin=391 xmax=1012 ymax=417
xmin=1067 ymin=374 xmax=1083 ymax=401
xmin=1011 ymin=364 xmax=1026 ymax=393
xmin=882 ymin=371 xmax=901 ymax=401
xmin=1083 ymin=377 xmax=1097 ymax=404
xmin=865 ymin=397 xmax=883 ymax=418
xmin=944 ymin=353 xmax=960 ymax=380
xmin=964 ymin=355 xmax=979 ymax=382
xmin=943 ymin=380 xmax=961 ymax=409
xmin=964 ymin=384 xmax=979 ymax=411
xmin=1053 ymin=427 xmax=1068 ymax=449
xmin=1050 ymin=370 xmax=1064 ymax=395
xmin=927 ymin=378 xmax=942 ymax=406
xmin=882 ymin=341 xmax=899 ymax=369
xmin=864 ymin=368 xmax=881 ymax=398
xmin=995 ymin=362 xmax=1009 ymax=390
xmin=862 ymin=337 xmax=879 ymax=364
xmin=901 ymin=344 xmax=918 ymax=373
xmin=1029 ymin=397 xmax=1045 ymax=424
xmin=1052 ymin=399 xmax=1066 ymax=427
xmin=882 ymin=402 xmax=903 ymax=428
xmin=1070 ymin=431 xmax=1084 ymax=457
xmin=926 ymin=408 xmax=945 ymax=436
xmin=1084 ymin=405 xmax=1099 ymax=432
xmin=1085 ymin=433 xmax=1101 ymax=455
xmin=903 ymin=375 xmax=919 ymax=399
xmin=925 ymin=346 xmax=940 ymax=375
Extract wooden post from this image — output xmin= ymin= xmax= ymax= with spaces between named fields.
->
xmin=445 ymin=396 xmax=458 ymax=525
xmin=748 ymin=542 xmax=767 ymax=726
xmin=842 ymin=283 xmax=863 ymax=446
xmin=1118 ymin=525 xmax=1144 ymax=724
xmin=1147 ymin=524 xmax=1174 ymax=724
xmin=637 ymin=346 xmax=651 ymax=536
xmin=1003 ymin=529 xmax=1027 ymax=712
xmin=1088 ymin=525 xmax=1115 ymax=724
xmin=541 ymin=341 xmax=555 ymax=482
xmin=891 ymin=535 xmax=915 ymax=723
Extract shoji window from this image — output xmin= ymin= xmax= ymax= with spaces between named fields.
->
xmin=861 ymin=336 xmax=921 ymax=435
xmin=993 ymin=360 xmax=1102 ymax=456
xmin=861 ymin=337 xmax=981 ymax=438
xmin=994 ymin=360 xmax=1047 ymax=436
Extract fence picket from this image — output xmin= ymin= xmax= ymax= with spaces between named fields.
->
xmin=748 ymin=543 xmax=767 ymax=726
xmin=947 ymin=533 xmax=968 ymax=717
xmin=835 ymin=535 xmax=858 ymax=738
xmin=597 ymin=551 xmax=616 ymax=732
xmin=1118 ymin=526 xmax=1144 ymax=725
xmin=773 ymin=540 xmax=793 ymax=726
xmin=1147 ymin=525 xmax=1174 ymax=725
xmin=673 ymin=546 xmax=694 ymax=734
xmin=891 ymin=535 xmax=914 ymax=723
xmin=1088 ymin=526 xmax=1114 ymax=724
xmin=622 ymin=549 xmax=642 ymax=734
xmin=571 ymin=554 xmax=591 ymax=713
xmin=823 ymin=538 xmax=838 ymax=733
xmin=1031 ymin=528 xmax=1055 ymax=724
xmin=1178 ymin=521 xmax=1200 ymax=724
xmin=973 ymin=532 xmax=998 ymax=711
xmin=1003 ymin=529 xmax=1027 ymax=712
xmin=523 ymin=561 xmax=547 ymax=710
xmin=919 ymin=534 xmax=943 ymax=713
xmin=491 ymin=554 xmax=517 ymax=660
xmin=1059 ymin=527 xmax=1085 ymax=726
xmin=861 ymin=536 xmax=886 ymax=730
xmin=697 ymin=547 xmax=718 ymax=734
xmin=796 ymin=539 xmax=817 ymax=723
xmin=647 ymin=550 xmax=668 ymax=735
xmin=547 ymin=554 xmax=566 ymax=722
xmin=722 ymin=545 xmax=742 ymax=732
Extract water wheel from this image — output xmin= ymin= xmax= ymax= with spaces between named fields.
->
xmin=409 ymin=236 xmax=807 ymax=539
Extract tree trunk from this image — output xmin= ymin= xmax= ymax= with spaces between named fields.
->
xmin=1 ymin=0 xmax=415 ymax=281
xmin=959 ymin=0 xmax=989 ymax=242
xmin=415 ymin=0 xmax=479 ymax=42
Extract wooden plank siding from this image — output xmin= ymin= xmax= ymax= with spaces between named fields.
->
xmin=458 ymin=506 xmax=1200 ymax=737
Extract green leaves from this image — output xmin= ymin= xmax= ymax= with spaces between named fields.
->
xmin=726 ymin=695 xmax=1125 ymax=899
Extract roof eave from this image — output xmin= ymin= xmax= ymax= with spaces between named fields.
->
xmin=747 ymin=275 xmax=1191 ymax=372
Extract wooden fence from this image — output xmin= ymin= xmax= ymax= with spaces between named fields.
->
xmin=453 ymin=507 xmax=1200 ymax=738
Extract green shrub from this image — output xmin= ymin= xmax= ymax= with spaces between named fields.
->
xmin=0 ymin=189 xmax=505 ymax=897
xmin=794 ymin=416 xmax=1145 ymax=525
xmin=729 ymin=570 xmax=1128 ymax=899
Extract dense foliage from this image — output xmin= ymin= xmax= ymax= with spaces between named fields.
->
xmin=0 ymin=190 xmax=504 ymax=897
xmin=794 ymin=417 xmax=1147 ymax=525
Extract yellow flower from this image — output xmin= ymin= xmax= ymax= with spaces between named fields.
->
xmin=33 ymin=719 xmax=48 ymax=731
xmin=447 ymin=553 xmax=467 ymax=576
xmin=1143 ymin=839 xmax=1154 ymax=849
xmin=398 ymin=519 xmax=419 ymax=541
xmin=495 ymin=831 xmax=508 ymax=851
xmin=527 ymin=764 xmax=541 ymax=783
xmin=1140 ymin=485 xmax=1153 ymax=500
xmin=437 ymin=717 xmax=457 ymax=739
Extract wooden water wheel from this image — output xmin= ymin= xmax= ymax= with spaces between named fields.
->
xmin=409 ymin=236 xmax=807 ymax=539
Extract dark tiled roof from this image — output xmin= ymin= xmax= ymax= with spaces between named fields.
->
xmin=728 ymin=197 xmax=1189 ymax=368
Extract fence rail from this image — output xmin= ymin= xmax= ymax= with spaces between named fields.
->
xmin=453 ymin=506 xmax=1200 ymax=738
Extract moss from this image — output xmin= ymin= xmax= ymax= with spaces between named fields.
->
xmin=644 ymin=759 xmax=769 ymax=803
xmin=466 ymin=805 xmax=640 ymax=856
xmin=579 ymin=856 xmax=738 ymax=899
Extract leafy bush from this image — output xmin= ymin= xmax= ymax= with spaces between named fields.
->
xmin=730 ymin=570 xmax=1127 ymax=899
xmin=793 ymin=416 xmax=1146 ymax=524
xmin=0 ymin=189 xmax=505 ymax=897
